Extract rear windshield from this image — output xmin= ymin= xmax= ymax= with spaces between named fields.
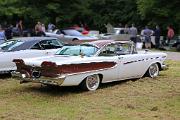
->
xmin=0 ymin=40 xmax=24 ymax=51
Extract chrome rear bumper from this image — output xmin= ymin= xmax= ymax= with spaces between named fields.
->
xmin=11 ymin=71 xmax=65 ymax=85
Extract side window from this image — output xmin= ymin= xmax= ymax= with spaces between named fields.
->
xmin=115 ymin=44 xmax=131 ymax=55
xmin=56 ymin=30 xmax=62 ymax=34
xmin=99 ymin=44 xmax=116 ymax=56
xmin=39 ymin=40 xmax=62 ymax=49
xmin=31 ymin=43 xmax=42 ymax=50
xmin=98 ymin=43 xmax=132 ymax=56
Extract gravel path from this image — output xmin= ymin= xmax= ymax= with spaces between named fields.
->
xmin=163 ymin=51 xmax=180 ymax=61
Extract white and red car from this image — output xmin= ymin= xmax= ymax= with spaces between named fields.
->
xmin=12 ymin=40 xmax=167 ymax=91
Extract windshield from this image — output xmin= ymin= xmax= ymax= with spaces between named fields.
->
xmin=55 ymin=45 xmax=98 ymax=56
xmin=0 ymin=40 xmax=24 ymax=51
xmin=63 ymin=30 xmax=82 ymax=36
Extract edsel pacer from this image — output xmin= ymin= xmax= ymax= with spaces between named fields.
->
xmin=12 ymin=40 xmax=167 ymax=91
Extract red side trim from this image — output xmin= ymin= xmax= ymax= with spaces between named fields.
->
xmin=41 ymin=61 xmax=117 ymax=77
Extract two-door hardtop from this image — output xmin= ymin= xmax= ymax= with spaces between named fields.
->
xmin=12 ymin=40 xmax=167 ymax=91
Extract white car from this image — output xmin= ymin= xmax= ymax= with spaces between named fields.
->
xmin=45 ymin=29 xmax=98 ymax=43
xmin=100 ymin=28 xmax=131 ymax=40
xmin=0 ymin=37 xmax=63 ymax=74
xmin=12 ymin=40 xmax=167 ymax=91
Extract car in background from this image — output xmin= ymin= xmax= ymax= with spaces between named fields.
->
xmin=0 ymin=37 xmax=63 ymax=74
xmin=100 ymin=28 xmax=131 ymax=40
xmin=12 ymin=40 xmax=167 ymax=91
xmin=158 ymin=36 xmax=180 ymax=51
xmin=69 ymin=26 xmax=89 ymax=35
xmin=45 ymin=29 xmax=98 ymax=43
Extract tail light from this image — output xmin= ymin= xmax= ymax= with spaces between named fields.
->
xmin=41 ymin=61 xmax=59 ymax=77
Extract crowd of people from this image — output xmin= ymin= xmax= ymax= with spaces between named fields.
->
xmin=105 ymin=23 xmax=175 ymax=49
xmin=0 ymin=20 xmax=176 ymax=49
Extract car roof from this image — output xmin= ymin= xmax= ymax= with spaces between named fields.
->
xmin=11 ymin=37 xmax=58 ymax=42
xmin=7 ymin=37 xmax=60 ymax=51
xmin=87 ymin=40 xmax=130 ymax=48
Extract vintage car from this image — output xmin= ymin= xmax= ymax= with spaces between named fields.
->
xmin=12 ymin=40 xmax=167 ymax=91
xmin=100 ymin=28 xmax=131 ymax=40
xmin=45 ymin=29 xmax=98 ymax=43
xmin=0 ymin=37 xmax=63 ymax=74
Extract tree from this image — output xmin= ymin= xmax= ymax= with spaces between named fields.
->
xmin=137 ymin=0 xmax=180 ymax=34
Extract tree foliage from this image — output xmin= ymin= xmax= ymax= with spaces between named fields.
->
xmin=0 ymin=0 xmax=179 ymax=33
xmin=137 ymin=0 xmax=180 ymax=33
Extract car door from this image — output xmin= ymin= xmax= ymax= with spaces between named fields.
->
xmin=116 ymin=44 xmax=147 ymax=79
xmin=118 ymin=54 xmax=147 ymax=79
xmin=97 ymin=43 xmax=120 ymax=82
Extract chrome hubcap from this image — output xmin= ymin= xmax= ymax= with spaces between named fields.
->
xmin=86 ymin=75 xmax=100 ymax=91
xmin=149 ymin=64 xmax=159 ymax=77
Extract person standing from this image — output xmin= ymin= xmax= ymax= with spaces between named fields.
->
xmin=143 ymin=26 xmax=154 ymax=49
xmin=154 ymin=25 xmax=161 ymax=48
xmin=18 ymin=20 xmax=23 ymax=36
xmin=41 ymin=24 xmax=46 ymax=33
xmin=124 ymin=24 xmax=129 ymax=34
xmin=129 ymin=24 xmax=138 ymax=44
xmin=0 ymin=25 xmax=6 ymax=44
xmin=105 ymin=23 xmax=114 ymax=33
xmin=35 ymin=22 xmax=45 ymax=36
xmin=48 ymin=23 xmax=55 ymax=32
xmin=167 ymin=25 xmax=175 ymax=44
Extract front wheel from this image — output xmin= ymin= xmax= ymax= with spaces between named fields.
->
xmin=147 ymin=63 xmax=159 ymax=78
xmin=81 ymin=74 xmax=100 ymax=91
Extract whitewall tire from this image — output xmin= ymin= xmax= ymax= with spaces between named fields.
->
xmin=81 ymin=74 xmax=100 ymax=91
xmin=147 ymin=63 xmax=159 ymax=78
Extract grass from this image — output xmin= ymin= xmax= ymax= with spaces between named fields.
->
xmin=0 ymin=60 xmax=180 ymax=120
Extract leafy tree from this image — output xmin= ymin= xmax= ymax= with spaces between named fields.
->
xmin=137 ymin=0 xmax=180 ymax=34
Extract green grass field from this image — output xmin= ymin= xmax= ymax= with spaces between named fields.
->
xmin=0 ymin=60 xmax=179 ymax=120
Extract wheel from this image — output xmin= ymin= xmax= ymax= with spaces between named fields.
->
xmin=147 ymin=63 xmax=159 ymax=78
xmin=81 ymin=74 xmax=100 ymax=91
xmin=176 ymin=44 xmax=180 ymax=51
xmin=72 ymin=38 xmax=78 ymax=41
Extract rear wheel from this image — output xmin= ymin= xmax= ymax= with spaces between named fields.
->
xmin=72 ymin=38 xmax=78 ymax=41
xmin=147 ymin=63 xmax=159 ymax=78
xmin=81 ymin=74 xmax=100 ymax=91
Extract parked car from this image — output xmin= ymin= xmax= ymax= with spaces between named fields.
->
xmin=100 ymin=28 xmax=131 ymax=41
xmin=12 ymin=40 xmax=167 ymax=91
xmin=45 ymin=29 xmax=98 ymax=43
xmin=158 ymin=36 xmax=180 ymax=51
xmin=68 ymin=26 xmax=89 ymax=35
xmin=0 ymin=37 xmax=63 ymax=74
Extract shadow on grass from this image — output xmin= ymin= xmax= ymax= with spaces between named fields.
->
xmin=20 ymin=78 xmax=140 ymax=97
xmin=0 ymin=73 xmax=12 ymax=79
